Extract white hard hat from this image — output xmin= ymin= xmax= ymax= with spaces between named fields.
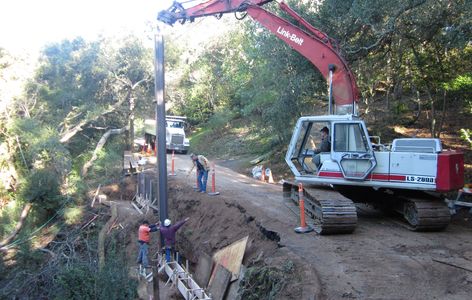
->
xmin=164 ymin=219 xmax=171 ymax=227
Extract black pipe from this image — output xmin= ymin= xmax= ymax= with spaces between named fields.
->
xmin=154 ymin=26 xmax=168 ymax=226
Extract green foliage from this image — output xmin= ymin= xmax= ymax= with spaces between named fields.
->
xmin=18 ymin=168 xmax=63 ymax=211
xmin=30 ymin=38 xmax=107 ymax=126
xmin=206 ymin=110 xmax=234 ymax=136
xmin=87 ymin=137 xmax=125 ymax=182
xmin=53 ymin=264 xmax=96 ymax=299
xmin=393 ymin=102 xmax=409 ymax=115
xmin=65 ymin=169 xmax=87 ymax=201
xmin=239 ymin=260 xmax=295 ymax=300
xmin=52 ymin=261 xmax=137 ymax=300
xmin=15 ymin=242 xmax=46 ymax=269
xmin=8 ymin=118 xmax=71 ymax=175
xmin=0 ymin=199 xmax=21 ymax=239
xmin=51 ymin=238 xmax=137 ymax=300
xmin=444 ymin=73 xmax=472 ymax=114
xmin=460 ymin=129 xmax=472 ymax=148
xmin=5 ymin=117 xmax=70 ymax=211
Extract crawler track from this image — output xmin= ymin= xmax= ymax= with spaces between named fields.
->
xmin=401 ymin=197 xmax=450 ymax=231
xmin=283 ymin=182 xmax=357 ymax=234
xmin=335 ymin=185 xmax=451 ymax=231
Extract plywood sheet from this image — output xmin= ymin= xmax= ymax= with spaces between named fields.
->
xmin=211 ymin=236 xmax=248 ymax=282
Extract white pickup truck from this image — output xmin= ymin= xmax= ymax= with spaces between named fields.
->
xmin=144 ymin=116 xmax=190 ymax=154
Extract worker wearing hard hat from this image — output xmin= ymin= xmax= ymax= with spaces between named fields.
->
xmin=188 ymin=153 xmax=211 ymax=193
xmin=159 ymin=217 xmax=190 ymax=262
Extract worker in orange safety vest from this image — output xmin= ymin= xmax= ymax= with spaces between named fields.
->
xmin=137 ymin=220 xmax=159 ymax=272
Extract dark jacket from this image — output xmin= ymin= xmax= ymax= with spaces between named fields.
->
xmin=159 ymin=219 xmax=187 ymax=247
xmin=314 ymin=136 xmax=331 ymax=154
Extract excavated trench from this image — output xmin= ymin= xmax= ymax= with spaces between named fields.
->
xmin=163 ymin=182 xmax=305 ymax=299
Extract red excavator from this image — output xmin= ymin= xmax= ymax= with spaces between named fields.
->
xmin=157 ymin=0 xmax=464 ymax=234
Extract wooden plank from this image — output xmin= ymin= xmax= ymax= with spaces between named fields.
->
xmin=194 ymin=252 xmax=213 ymax=288
xmin=211 ymin=236 xmax=248 ymax=283
xmin=207 ymin=264 xmax=231 ymax=300
xmin=131 ymin=202 xmax=143 ymax=214
xmin=123 ymin=151 xmax=133 ymax=169
xmin=226 ymin=264 xmax=246 ymax=300
xmin=130 ymin=156 xmax=138 ymax=168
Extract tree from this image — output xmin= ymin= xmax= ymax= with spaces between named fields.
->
xmin=101 ymin=36 xmax=153 ymax=150
xmin=315 ymin=0 xmax=472 ymax=137
xmin=26 ymin=37 xmax=154 ymax=175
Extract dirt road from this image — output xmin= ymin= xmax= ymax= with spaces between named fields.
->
xmin=166 ymin=154 xmax=472 ymax=299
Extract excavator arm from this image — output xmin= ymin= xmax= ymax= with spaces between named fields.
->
xmin=158 ymin=0 xmax=360 ymax=111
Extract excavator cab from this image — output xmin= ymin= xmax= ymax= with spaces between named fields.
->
xmin=286 ymin=115 xmax=377 ymax=181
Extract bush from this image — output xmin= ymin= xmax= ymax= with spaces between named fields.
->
xmin=53 ymin=264 xmax=97 ymax=299
xmin=207 ymin=110 xmax=234 ymax=136
xmin=51 ymin=242 xmax=137 ymax=299
xmin=460 ymin=129 xmax=472 ymax=148
xmin=239 ymin=260 xmax=294 ymax=300
xmin=18 ymin=168 xmax=64 ymax=212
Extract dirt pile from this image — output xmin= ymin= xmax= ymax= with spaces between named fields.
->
xmin=98 ymin=175 xmax=311 ymax=299
xmin=164 ymin=180 xmax=310 ymax=299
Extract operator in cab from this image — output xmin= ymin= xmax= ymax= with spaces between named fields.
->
xmin=312 ymin=126 xmax=331 ymax=169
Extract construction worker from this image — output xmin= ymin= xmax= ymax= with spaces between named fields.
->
xmin=312 ymin=126 xmax=331 ymax=169
xmin=188 ymin=153 xmax=211 ymax=193
xmin=137 ymin=220 xmax=159 ymax=275
xmin=160 ymin=217 xmax=190 ymax=262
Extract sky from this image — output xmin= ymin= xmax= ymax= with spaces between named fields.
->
xmin=0 ymin=0 xmax=176 ymax=51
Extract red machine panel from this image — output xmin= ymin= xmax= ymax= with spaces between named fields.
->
xmin=436 ymin=151 xmax=464 ymax=192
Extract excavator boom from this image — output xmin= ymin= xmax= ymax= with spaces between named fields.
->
xmin=158 ymin=0 xmax=360 ymax=110
xmin=157 ymin=1 xmax=463 ymax=234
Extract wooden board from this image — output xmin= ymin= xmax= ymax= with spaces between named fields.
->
xmin=123 ymin=151 xmax=139 ymax=170
xmin=211 ymin=236 xmax=248 ymax=282
xmin=207 ymin=264 xmax=231 ymax=300
xmin=194 ymin=252 xmax=213 ymax=288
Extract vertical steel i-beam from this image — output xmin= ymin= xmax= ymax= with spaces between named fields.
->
xmin=154 ymin=26 xmax=168 ymax=224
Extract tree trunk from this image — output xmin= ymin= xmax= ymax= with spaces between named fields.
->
xmin=0 ymin=202 xmax=32 ymax=250
xmin=81 ymin=126 xmax=129 ymax=177
xmin=437 ymin=90 xmax=448 ymax=138
xmin=60 ymin=95 xmax=128 ymax=144
xmin=98 ymin=203 xmax=117 ymax=271
xmin=129 ymin=96 xmax=136 ymax=151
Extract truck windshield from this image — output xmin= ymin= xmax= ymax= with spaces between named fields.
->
xmin=167 ymin=121 xmax=183 ymax=128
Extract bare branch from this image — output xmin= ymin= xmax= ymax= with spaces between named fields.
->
xmin=346 ymin=0 xmax=428 ymax=55
xmin=59 ymin=92 xmax=129 ymax=143
xmin=81 ymin=126 xmax=129 ymax=177
xmin=0 ymin=202 xmax=32 ymax=249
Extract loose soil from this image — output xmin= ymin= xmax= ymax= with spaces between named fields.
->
xmin=102 ymin=154 xmax=472 ymax=299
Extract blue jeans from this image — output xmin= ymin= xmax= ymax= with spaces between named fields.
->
xmin=197 ymin=169 xmax=209 ymax=192
xmin=165 ymin=247 xmax=172 ymax=263
xmin=137 ymin=242 xmax=149 ymax=267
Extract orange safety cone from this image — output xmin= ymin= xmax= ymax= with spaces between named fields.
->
xmin=268 ymin=169 xmax=275 ymax=184
xmin=208 ymin=163 xmax=220 ymax=196
xmin=295 ymin=183 xmax=314 ymax=233
xmin=168 ymin=150 xmax=176 ymax=176
xmin=146 ymin=144 xmax=151 ymax=155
